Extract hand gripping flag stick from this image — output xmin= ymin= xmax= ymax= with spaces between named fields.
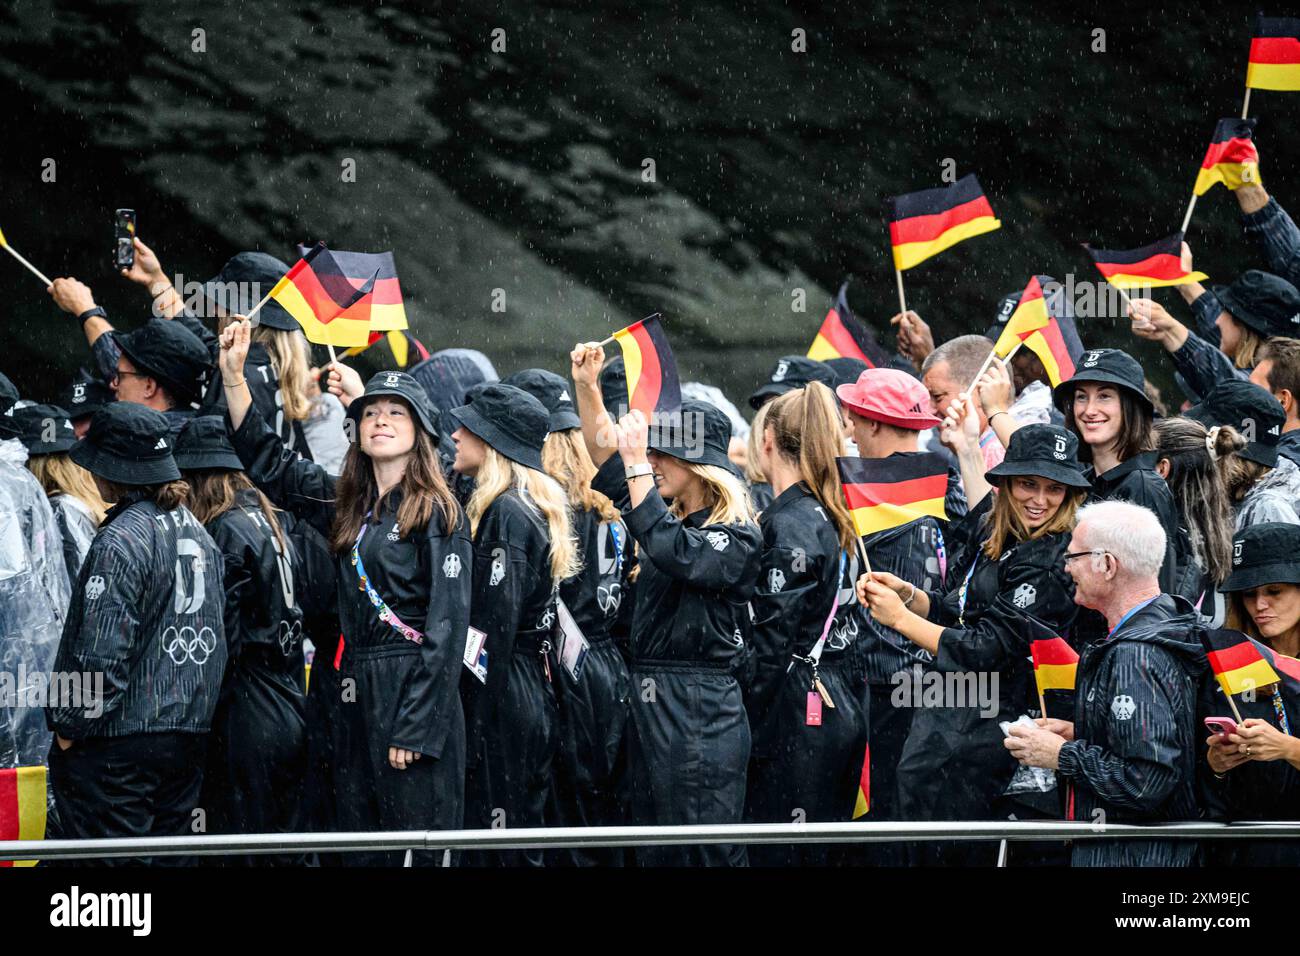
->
xmin=0 ymin=227 xmax=54 ymax=287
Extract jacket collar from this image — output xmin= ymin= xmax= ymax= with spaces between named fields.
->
xmin=1090 ymin=449 xmax=1159 ymax=487
xmin=102 ymin=489 xmax=154 ymax=528
xmin=765 ymin=481 xmax=812 ymax=516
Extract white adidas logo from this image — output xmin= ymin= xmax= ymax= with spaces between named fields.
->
xmin=154 ymin=438 xmax=168 ymax=450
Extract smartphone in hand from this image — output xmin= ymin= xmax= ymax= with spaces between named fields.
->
xmin=114 ymin=208 xmax=136 ymax=271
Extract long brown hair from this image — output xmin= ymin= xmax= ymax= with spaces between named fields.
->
xmin=184 ymin=468 xmax=289 ymax=554
xmin=27 ymin=453 xmax=108 ymax=523
xmin=1154 ymin=418 xmax=1242 ymax=584
xmin=1064 ymin=386 xmax=1155 ymax=464
xmin=331 ymin=414 xmax=460 ymax=554
xmin=982 ymin=480 xmax=1085 ymax=559
xmin=764 ymin=383 xmax=856 ymax=551
xmin=542 ymin=428 xmax=618 ymax=522
xmin=99 ymin=478 xmax=191 ymax=512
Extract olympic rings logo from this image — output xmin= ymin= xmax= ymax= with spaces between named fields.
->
xmin=161 ymin=625 xmax=218 ymax=665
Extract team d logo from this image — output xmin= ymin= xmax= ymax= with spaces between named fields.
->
xmin=72 ymin=383 xmax=86 ymax=404
xmin=1082 ymin=350 xmax=1101 ymax=368
xmin=384 ymin=372 xmax=401 ymax=387
xmin=1052 ymin=434 xmax=1068 ymax=460
xmin=1233 ymin=540 xmax=1244 ymax=566
xmin=772 ymin=359 xmax=789 ymax=382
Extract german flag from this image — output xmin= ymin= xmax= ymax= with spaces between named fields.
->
xmin=852 ymin=744 xmax=870 ymax=819
xmin=993 ymin=275 xmax=1080 ymax=387
xmin=270 ymin=243 xmax=378 ymax=348
xmin=1031 ymin=636 xmax=1080 ymax=694
xmin=1083 ymin=233 xmax=1209 ymax=289
xmin=807 ymin=281 xmax=890 ymax=368
xmin=887 ymin=174 xmax=1001 ymax=271
xmin=1194 ymin=119 xmax=1260 ymax=196
xmin=326 ymin=250 xmax=408 ymax=332
xmin=341 ymin=329 xmax=431 ymax=369
xmin=1202 ymin=628 xmax=1282 ymax=697
xmin=1247 ymin=15 xmax=1300 ymax=91
xmin=0 ymin=766 xmax=47 ymax=867
xmin=610 ymin=313 xmax=682 ymax=418
xmin=837 ymin=453 xmax=949 ymax=538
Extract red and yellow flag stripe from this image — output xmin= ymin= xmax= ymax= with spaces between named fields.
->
xmin=1084 ymin=233 xmax=1208 ymax=289
xmin=887 ymin=175 xmax=1001 ymax=271
xmin=838 ymin=455 xmax=949 ymax=538
xmin=1247 ymin=15 xmax=1300 ymax=91
xmin=1031 ymin=637 xmax=1079 ymax=694
xmin=0 ymin=766 xmax=47 ymax=867
xmin=611 ymin=314 xmax=682 ymax=418
xmin=1207 ymin=637 xmax=1281 ymax=697
xmin=1194 ymin=118 xmax=1260 ymax=195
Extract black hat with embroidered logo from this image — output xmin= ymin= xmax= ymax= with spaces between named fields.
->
xmin=1186 ymin=378 xmax=1285 ymax=468
xmin=985 ymin=422 xmax=1091 ymax=489
xmin=1212 ymin=270 xmax=1300 ymax=340
xmin=59 ymin=371 xmax=114 ymax=422
xmin=501 ymin=368 xmax=582 ymax=433
xmin=173 ymin=416 xmax=245 ymax=472
xmin=748 ymin=355 xmax=835 ymax=410
xmin=70 ymin=402 xmax=181 ymax=485
xmin=13 ymin=403 xmax=77 ymax=455
xmin=345 ymin=371 xmax=440 ymax=442
xmin=449 ymin=383 xmax=548 ymax=471
xmin=1222 ymin=522 xmax=1300 ymax=592
xmin=1052 ymin=347 xmax=1152 ymax=414
xmin=112 ymin=319 xmax=211 ymax=406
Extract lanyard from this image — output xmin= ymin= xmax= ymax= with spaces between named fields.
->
xmin=1107 ymin=598 xmax=1157 ymax=639
xmin=789 ymin=550 xmax=848 ymax=671
xmin=935 ymin=525 xmax=948 ymax=583
xmin=608 ymin=519 xmax=625 ymax=579
xmin=1274 ymin=692 xmax=1293 ymax=737
xmin=352 ymin=515 xmax=424 ymax=646
xmin=956 ymin=551 xmax=981 ymax=626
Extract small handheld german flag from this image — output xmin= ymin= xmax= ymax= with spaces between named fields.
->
xmin=1031 ymin=636 xmax=1080 ymax=695
xmin=1082 ymin=233 xmax=1209 ymax=289
xmin=1194 ymin=119 xmax=1260 ymax=196
xmin=852 ymin=744 xmax=870 ymax=819
xmin=993 ymin=276 xmax=1081 ymax=388
xmin=837 ymin=454 xmax=949 ymax=538
xmin=267 ymin=242 xmax=379 ymax=348
xmin=323 ymin=249 xmax=408 ymax=332
xmin=807 ymin=282 xmax=891 ymax=368
xmin=609 ymin=313 xmax=682 ymax=419
xmin=1247 ymin=15 xmax=1300 ymax=92
xmin=0 ymin=765 xmax=47 ymax=867
xmin=1202 ymin=628 xmax=1282 ymax=699
xmin=886 ymin=174 xmax=1001 ymax=271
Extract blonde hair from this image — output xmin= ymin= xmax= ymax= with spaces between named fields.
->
xmin=542 ymin=429 xmax=619 ymax=522
xmin=744 ymin=402 xmax=771 ymax=485
xmin=982 ymin=482 xmax=1085 ymax=560
xmin=467 ymin=444 xmax=580 ymax=584
xmin=28 ymin=453 xmax=108 ymax=523
xmin=1234 ymin=325 xmax=1264 ymax=371
xmin=252 ymin=325 xmax=312 ymax=421
xmin=765 ymin=383 xmax=857 ymax=551
xmin=669 ymin=462 xmax=756 ymax=527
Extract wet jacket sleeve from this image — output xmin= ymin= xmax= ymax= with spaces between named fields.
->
xmin=228 ymin=402 xmax=337 ymax=537
xmin=1188 ymin=290 xmax=1223 ymax=346
xmin=47 ymin=535 xmax=144 ymax=738
xmin=1057 ymin=642 xmax=1188 ymax=813
xmin=748 ymin=539 xmax=830 ymax=724
xmin=935 ymin=543 xmax=1076 ymax=673
xmin=91 ymin=330 xmax=122 ymax=386
xmin=1241 ymin=197 xmax=1300 ymax=291
xmin=388 ymin=517 xmax=474 ymax=757
xmin=212 ymin=522 xmax=253 ymax=664
xmin=1169 ymin=328 xmax=1245 ymax=399
xmin=623 ymin=490 xmax=758 ymax=588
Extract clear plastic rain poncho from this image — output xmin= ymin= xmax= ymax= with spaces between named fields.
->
xmin=0 ymin=437 xmax=71 ymax=768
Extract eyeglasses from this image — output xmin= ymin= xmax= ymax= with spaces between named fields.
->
xmin=113 ymin=370 xmax=151 ymax=383
xmin=1063 ymin=550 xmax=1111 ymax=565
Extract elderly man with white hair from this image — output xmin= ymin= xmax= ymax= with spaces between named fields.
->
xmin=1004 ymin=500 xmax=1206 ymax=867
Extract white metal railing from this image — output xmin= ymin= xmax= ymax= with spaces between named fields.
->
xmin=4 ymin=820 xmax=1300 ymax=861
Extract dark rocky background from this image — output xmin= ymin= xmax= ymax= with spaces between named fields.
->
xmin=1 ymin=0 xmax=1295 ymax=407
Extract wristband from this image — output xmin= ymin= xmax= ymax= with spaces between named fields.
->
xmin=625 ymin=462 xmax=654 ymax=480
xmin=987 ymin=410 xmax=1010 ymax=424
xmin=76 ymin=306 xmax=108 ymax=324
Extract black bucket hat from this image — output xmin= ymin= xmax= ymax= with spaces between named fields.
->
xmin=1213 ymin=270 xmax=1300 ymax=340
xmin=984 ymin=288 xmax=1024 ymax=341
xmin=824 ymin=357 xmax=870 ymax=391
xmin=1222 ymin=522 xmax=1300 ymax=592
xmin=59 ymin=371 xmax=114 ymax=422
xmin=174 ymin=416 xmax=244 ymax=472
xmin=450 ymin=383 xmax=548 ymax=471
xmin=985 ymin=423 xmax=1091 ymax=488
xmin=1186 ymin=378 xmax=1285 ymax=468
xmin=70 ymin=403 xmax=181 ymax=486
xmin=345 ymin=371 xmax=441 ymax=443
xmin=501 ymin=368 xmax=582 ymax=432
xmin=1052 ymin=347 xmax=1152 ymax=414
xmin=113 ymin=319 xmax=211 ymax=406
xmin=203 ymin=251 xmax=298 ymax=330
xmin=600 ymin=356 xmax=628 ymax=419
xmin=13 ymin=403 xmax=76 ymax=455
xmin=749 ymin=355 xmax=835 ymax=410
xmin=648 ymin=398 xmax=735 ymax=472
xmin=0 ymin=373 xmax=19 ymax=439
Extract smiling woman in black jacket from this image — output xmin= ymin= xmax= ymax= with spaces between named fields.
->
xmin=859 ymin=413 xmax=1087 ymax=866
xmin=220 ymin=320 xmax=472 ymax=867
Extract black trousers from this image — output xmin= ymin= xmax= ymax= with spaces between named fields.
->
xmin=626 ymin=663 xmax=750 ymax=867
xmin=547 ymin=638 xmax=631 ymax=866
xmin=48 ymin=732 xmax=207 ymax=866
xmin=854 ymin=680 xmax=915 ymax=866
xmin=335 ymin=644 xmax=465 ymax=867
xmin=464 ymin=647 xmax=558 ymax=867
xmin=201 ymin=662 xmax=307 ymax=865
xmin=745 ymin=655 xmax=869 ymax=866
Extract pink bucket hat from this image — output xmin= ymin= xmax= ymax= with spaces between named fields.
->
xmin=836 ymin=367 xmax=941 ymax=430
